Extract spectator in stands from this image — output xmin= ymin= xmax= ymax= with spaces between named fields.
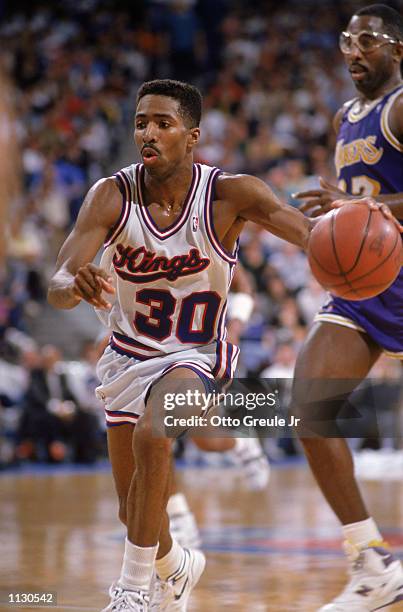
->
xmin=17 ymin=344 xmax=100 ymax=463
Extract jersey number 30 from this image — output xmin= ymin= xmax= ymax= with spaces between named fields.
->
xmin=134 ymin=288 xmax=221 ymax=344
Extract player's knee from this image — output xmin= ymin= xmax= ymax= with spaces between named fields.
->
xmin=134 ymin=415 xmax=172 ymax=457
xmin=134 ymin=412 xmax=155 ymax=442
xmin=289 ymin=380 xmax=307 ymax=421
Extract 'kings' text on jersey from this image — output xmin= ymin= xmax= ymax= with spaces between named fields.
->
xmin=96 ymin=163 xmax=238 ymax=359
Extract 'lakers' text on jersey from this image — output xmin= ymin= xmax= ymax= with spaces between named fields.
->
xmin=317 ymin=85 xmax=403 ymax=358
xmin=335 ymin=85 xmax=403 ymax=198
xmin=96 ymin=163 xmax=239 ymax=377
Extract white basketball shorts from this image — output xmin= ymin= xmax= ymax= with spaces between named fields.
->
xmin=96 ymin=335 xmax=239 ymax=427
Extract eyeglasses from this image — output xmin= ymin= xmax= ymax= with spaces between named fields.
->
xmin=339 ymin=30 xmax=400 ymax=54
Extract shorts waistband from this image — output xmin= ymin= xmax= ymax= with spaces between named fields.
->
xmin=110 ymin=332 xmax=164 ymax=360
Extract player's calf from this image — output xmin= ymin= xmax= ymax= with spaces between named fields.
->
xmin=131 ymin=414 xmax=173 ymax=549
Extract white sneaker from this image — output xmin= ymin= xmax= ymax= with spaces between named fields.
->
xmin=169 ymin=509 xmax=201 ymax=549
xmin=102 ymin=582 xmax=150 ymax=611
xmin=150 ymin=548 xmax=206 ymax=611
xmin=231 ymin=437 xmax=270 ymax=491
xmin=319 ymin=542 xmax=403 ymax=611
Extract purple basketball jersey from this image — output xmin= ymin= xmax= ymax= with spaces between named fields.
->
xmin=317 ymin=85 xmax=403 ymax=356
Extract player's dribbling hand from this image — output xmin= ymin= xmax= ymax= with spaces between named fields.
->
xmin=293 ymin=177 xmax=350 ymax=217
xmin=332 ymin=197 xmax=403 ymax=234
xmin=72 ymin=263 xmax=115 ymax=310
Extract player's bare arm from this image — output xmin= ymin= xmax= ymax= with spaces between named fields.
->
xmin=377 ymin=91 xmax=403 ymax=217
xmin=230 ymin=263 xmax=253 ymax=295
xmin=294 ymin=95 xmax=403 ymax=221
xmin=214 ymin=173 xmax=313 ymax=251
xmin=389 ymin=89 xmax=403 ymax=145
xmin=47 ymin=178 xmax=120 ymax=310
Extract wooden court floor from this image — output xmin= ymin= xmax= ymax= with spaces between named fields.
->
xmin=1 ymin=463 xmax=403 ymax=612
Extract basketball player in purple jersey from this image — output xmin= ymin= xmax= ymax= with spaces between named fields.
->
xmin=48 ymin=79 xmax=385 ymax=611
xmin=293 ymin=5 xmax=403 ymax=611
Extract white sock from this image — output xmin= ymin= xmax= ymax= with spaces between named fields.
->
xmin=342 ymin=517 xmax=383 ymax=549
xmin=167 ymin=493 xmax=190 ymax=516
xmin=233 ymin=438 xmax=245 ymax=452
xmin=155 ymin=539 xmax=185 ymax=581
xmin=118 ymin=538 xmax=158 ymax=591
xmin=233 ymin=437 xmax=259 ymax=454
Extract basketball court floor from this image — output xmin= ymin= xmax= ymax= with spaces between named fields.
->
xmin=1 ymin=461 xmax=403 ymax=611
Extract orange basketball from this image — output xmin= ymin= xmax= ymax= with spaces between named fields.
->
xmin=308 ymin=203 xmax=402 ymax=301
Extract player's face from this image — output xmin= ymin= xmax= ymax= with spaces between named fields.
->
xmin=342 ymin=15 xmax=401 ymax=95
xmin=134 ymin=95 xmax=199 ymax=175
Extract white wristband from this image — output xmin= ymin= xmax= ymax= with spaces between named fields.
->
xmin=227 ymin=292 xmax=254 ymax=323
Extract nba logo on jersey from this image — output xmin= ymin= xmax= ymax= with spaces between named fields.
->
xmin=192 ymin=215 xmax=199 ymax=232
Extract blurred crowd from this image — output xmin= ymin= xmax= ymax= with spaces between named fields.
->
xmin=1 ymin=0 xmax=402 ymax=467
xmin=0 ymin=337 xmax=105 ymax=465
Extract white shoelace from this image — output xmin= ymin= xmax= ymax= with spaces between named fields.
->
xmin=108 ymin=587 xmax=149 ymax=611
xmin=150 ymin=578 xmax=174 ymax=610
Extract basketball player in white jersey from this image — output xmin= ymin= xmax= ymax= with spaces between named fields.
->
xmin=47 ymin=79 xmax=342 ymax=611
xmin=93 ymin=261 xmax=269 ymax=552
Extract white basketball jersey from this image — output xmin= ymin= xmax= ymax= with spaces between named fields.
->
xmin=97 ymin=163 xmax=238 ymax=367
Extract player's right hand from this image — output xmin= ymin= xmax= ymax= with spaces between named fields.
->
xmin=293 ymin=177 xmax=351 ymax=217
xmin=72 ymin=263 xmax=115 ymax=310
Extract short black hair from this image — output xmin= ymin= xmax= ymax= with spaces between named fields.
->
xmin=136 ymin=79 xmax=202 ymax=128
xmin=355 ymin=4 xmax=403 ymax=41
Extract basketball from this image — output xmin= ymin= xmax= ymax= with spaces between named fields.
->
xmin=308 ymin=202 xmax=402 ymax=300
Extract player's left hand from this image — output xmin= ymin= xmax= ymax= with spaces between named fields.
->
xmin=332 ymin=197 xmax=403 ymax=234
xmin=293 ymin=177 xmax=351 ymax=217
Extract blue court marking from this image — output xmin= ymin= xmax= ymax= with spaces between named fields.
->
xmin=0 ymin=459 xmax=112 ymax=477
xmin=175 ymin=455 xmax=305 ymax=470
xmin=104 ymin=525 xmax=403 ymax=559
xmin=201 ymin=525 xmax=403 ymax=558
xmin=201 ymin=545 xmax=403 ymax=559
xmin=201 ymin=544 xmax=346 ymax=556
xmin=0 ymin=455 xmax=304 ymax=478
